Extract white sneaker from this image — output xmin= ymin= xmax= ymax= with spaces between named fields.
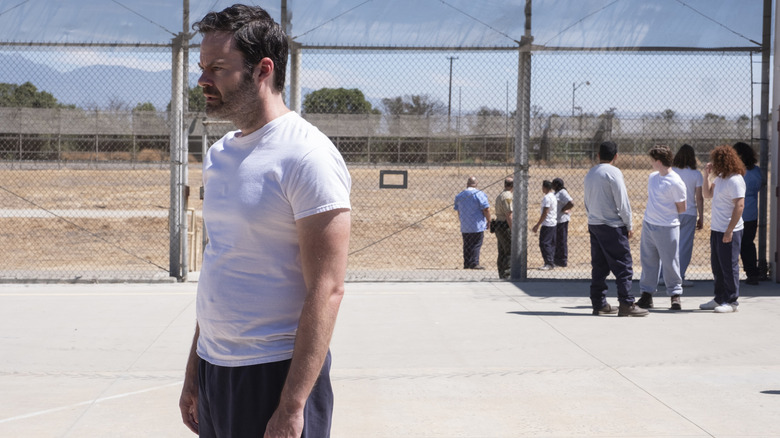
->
xmin=682 ymin=280 xmax=694 ymax=287
xmin=714 ymin=303 xmax=737 ymax=313
xmin=538 ymin=264 xmax=554 ymax=271
xmin=699 ymin=299 xmax=718 ymax=310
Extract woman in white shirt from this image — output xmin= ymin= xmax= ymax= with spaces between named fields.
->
xmin=700 ymin=146 xmax=746 ymax=313
xmin=636 ymin=145 xmax=687 ymax=311
xmin=671 ymin=144 xmax=704 ymax=287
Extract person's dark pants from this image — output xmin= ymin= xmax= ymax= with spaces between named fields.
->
xmin=462 ymin=231 xmax=484 ymax=268
xmin=198 ymin=352 xmax=333 ymax=438
xmin=711 ymin=230 xmax=742 ymax=306
xmin=494 ymin=221 xmax=511 ymax=278
xmin=539 ymin=225 xmax=556 ymax=266
xmin=588 ymin=224 xmax=635 ymax=309
xmin=740 ymin=220 xmax=759 ymax=280
xmin=554 ymin=221 xmax=569 ymax=267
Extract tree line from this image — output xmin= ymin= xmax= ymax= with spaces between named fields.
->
xmin=0 ymin=81 xmax=758 ymax=123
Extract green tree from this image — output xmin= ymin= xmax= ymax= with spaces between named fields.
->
xmin=133 ymin=102 xmax=157 ymax=112
xmin=188 ymin=87 xmax=206 ymax=112
xmin=703 ymin=113 xmax=725 ymax=122
xmin=659 ymin=109 xmax=676 ymax=121
xmin=381 ymin=94 xmax=445 ymax=116
xmin=0 ymin=81 xmax=70 ymax=108
xmin=167 ymin=86 xmax=207 ymax=112
xmin=302 ymin=88 xmax=379 ymax=114
xmin=471 ymin=106 xmax=504 ymax=135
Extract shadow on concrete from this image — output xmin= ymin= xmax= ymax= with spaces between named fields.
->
xmin=507 ymin=310 xmax=592 ymax=317
xmin=507 ymin=279 xmax=779 ymax=298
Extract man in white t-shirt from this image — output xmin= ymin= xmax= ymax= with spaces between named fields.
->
xmin=179 ymin=6 xmax=351 ymax=437
xmin=531 ymin=180 xmax=557 ymax=270
xmin=636 ymin=146 xmax=687 ymax=311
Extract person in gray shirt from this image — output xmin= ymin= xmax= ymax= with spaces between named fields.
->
xmin=584 ymin=141 xmax=648 ymax=317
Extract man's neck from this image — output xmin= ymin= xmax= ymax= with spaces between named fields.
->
xmin=236 ymin=95 xmax=291 ymax=136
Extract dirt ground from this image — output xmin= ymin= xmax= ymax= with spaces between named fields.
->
xmin=0 ymin=162 xmax=769 ymax=280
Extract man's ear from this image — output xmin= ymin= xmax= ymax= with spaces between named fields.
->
xmin=255 ymin=58 xmax=274 ymax=84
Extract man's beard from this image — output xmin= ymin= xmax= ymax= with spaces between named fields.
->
xmin=203 ymin=72 xmax=260 ymax=127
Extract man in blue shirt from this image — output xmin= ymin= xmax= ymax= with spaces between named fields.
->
xmin=454 ymin=176 xmax=491 ymax=270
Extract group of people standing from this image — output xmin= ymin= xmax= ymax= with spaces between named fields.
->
xmin=531 ymin=178 xmax=574 ymax=270
xmin=454 ymin=140 xmax=764 ymax=318
xmin=454 ymin=175 xmax=573 ymax=279
xmin=587 ymin=140 xmax=763 ymax=317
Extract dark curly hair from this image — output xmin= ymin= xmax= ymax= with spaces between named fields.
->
xmin=648 ymin=145 xmax=673 ymax=167
xmin=732 ymin=142 xmax=757 ymax=170
xmin=672 ymin=144 xmax=697 ymax=169
xmin=710 ymin=145 xmax=745 ymax=178
xmin=193 ymin=4 xmax=288 ymax=93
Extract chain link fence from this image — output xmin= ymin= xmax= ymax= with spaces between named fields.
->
xmin=0 ymin=46 xmax=175 ymax=281
xmin=0 ymin=44 xmax=769 ymax=282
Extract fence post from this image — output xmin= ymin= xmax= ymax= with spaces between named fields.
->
xmin=169 ymin=33 xmax=185 ymax=280
xmin=757 ymin=0 xmax=771 ymax=279
xmin=510 ymin=0 xmax=532 ymax=280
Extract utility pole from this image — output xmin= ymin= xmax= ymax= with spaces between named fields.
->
xmin=447 ymin=56 xmax=458 ymax=129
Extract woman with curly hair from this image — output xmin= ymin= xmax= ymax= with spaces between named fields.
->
xmin=732 ymin=142 xmax=762 ymax=285
xmin=672 ymin=144 xmax=704 ymax=287
xmin=700 ymin=145 xmax=746 ymax=313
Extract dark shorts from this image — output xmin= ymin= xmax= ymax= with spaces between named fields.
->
xmin=198 ymin=351 xmax=333 ymax=438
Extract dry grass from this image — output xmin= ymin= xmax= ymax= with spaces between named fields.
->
xmin=0 ymin=162 xmax=766 ymax=279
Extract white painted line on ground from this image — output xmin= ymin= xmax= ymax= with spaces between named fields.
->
xmin=0 ymin=381 xmax=183 ymax=424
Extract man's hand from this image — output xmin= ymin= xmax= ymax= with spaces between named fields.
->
xmin=628 ymin=230 xmax=634 ymax=239
xmin=723 ymin=230 xmax=733 ymax=243
xmin=179 ymin=380 xmax=199 ymax=434
xmin=696 ymin=217 xmax=704 ymax=230
xmin=531 ymin=224 xmax=539 ymax=233
xmin=180 ymin=324 xmax=200 ymax=434
xmin=264 ymin=406 xmax=304 ymax=438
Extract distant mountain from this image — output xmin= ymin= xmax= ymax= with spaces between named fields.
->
xmin=0 ymin=53 xmax=195 ymax=110
xmin=0 ymin=53 xmax=381 ymax=113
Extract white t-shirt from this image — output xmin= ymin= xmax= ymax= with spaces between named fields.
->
xmin=541 ymin=192 xmax=557 ymax=227
xmin=710 ymin=174 xmax=745 ymax=233
xmin=197 ymin=112 xmax=352 ymax=367
xmin=555 ymin=188 xmax=573 ymax=223
xmin=643 ymin=170 xmax=686 ymax=227
xmin=672 ymin=167 xmax=703 ymax=217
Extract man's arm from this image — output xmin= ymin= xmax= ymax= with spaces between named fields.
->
xmin=482 ymin=207 xmax=491 ymax=224
xmin=611 ymin=179 xmax=632 ymax=233
xmin=264 ymin=208 xmax=351 ymax=438
xmin=506 ymin=210 xmax=512 ymax=229
xmin=179 ymin=323 xmax=200 ymax=435
xmin=702 ymin=164 xmax=714 ymax=198
xmin=695 ymin=186 xmax=704 ymax=229
xmin=532 ymin=207 xmax=548 ymax=233
xmin=675 ymin=201 xmax=686 ymax=214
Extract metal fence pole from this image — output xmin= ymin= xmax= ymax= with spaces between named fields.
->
xmin=169 ymin=33 xmax=184 ymax=280
xmin=510 ymin=0 xmax=532 ymax=280
xmin=771 ymin=0 xmax=780 ymax=282
xmin=758 ymin=0 xmax=771 ymax=279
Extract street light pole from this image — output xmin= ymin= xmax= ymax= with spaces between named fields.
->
xmin=571 ymin=80 xmax=590 ymax=117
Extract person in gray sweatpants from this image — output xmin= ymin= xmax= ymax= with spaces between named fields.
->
xmin=636 ymin=146 xmax=687 ymax=311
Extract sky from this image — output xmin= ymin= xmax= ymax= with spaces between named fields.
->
xmin=0 ymin=0 xmax=769 ymax=117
